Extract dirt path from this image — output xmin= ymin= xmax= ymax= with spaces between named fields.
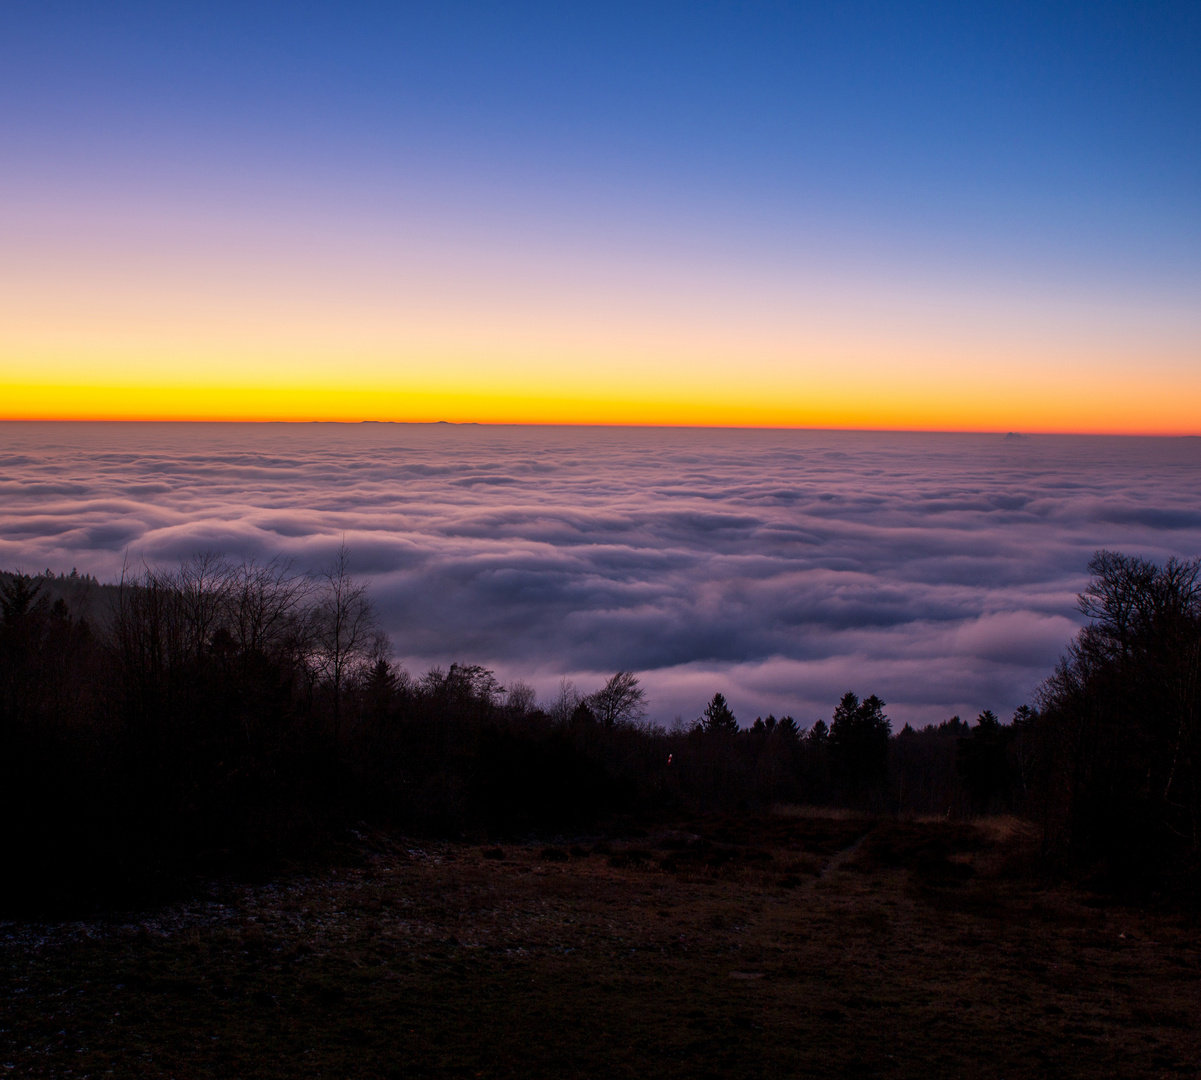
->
xmin=818 ymin=824 xmax=875 ymax=878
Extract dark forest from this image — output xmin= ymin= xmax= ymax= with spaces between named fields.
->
xmin=2 ymin=549 xmax=1198 ymax=913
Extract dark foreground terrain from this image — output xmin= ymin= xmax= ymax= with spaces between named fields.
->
xmin=2 ymin=811 xmax=1198 ymax=1079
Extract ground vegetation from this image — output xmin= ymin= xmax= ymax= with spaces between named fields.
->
xmin=1 ymin=811 xmax=1197 ymax=1078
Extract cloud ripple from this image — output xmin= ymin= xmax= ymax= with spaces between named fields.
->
xmin=2 ymin=422 xmax=1200 ymax=727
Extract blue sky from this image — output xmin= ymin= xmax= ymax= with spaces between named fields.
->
xmin=6 ymin=2 xmax=1198 ymax=261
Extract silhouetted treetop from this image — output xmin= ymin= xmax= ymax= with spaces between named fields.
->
xmin=829 ymin=692 xmax=891 ymax=799
xmin=588 ymin=671 xmax=647 ymax=728
xmin=700 ymin=692 xmax=738 ymax=735
xmin=1034 ymin=549 xmax=1201 ymax=884
xmin=0 ymin=573 xmax=45 ymax=625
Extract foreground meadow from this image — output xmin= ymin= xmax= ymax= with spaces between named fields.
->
xmin=2 ymin=812 xmax=1198 ymax=1079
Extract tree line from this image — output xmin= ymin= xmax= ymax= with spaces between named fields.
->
xmin=1 ymin=547 xmax=1197 ymax=909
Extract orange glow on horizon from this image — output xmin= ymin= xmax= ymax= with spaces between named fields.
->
xmin=4 ymin=219 xmax=1199 ymax=436
xmin=4 ymin=207 xmax=1199 ymax=436
xmin=2 ymin=378 xmax=1199 ymax=436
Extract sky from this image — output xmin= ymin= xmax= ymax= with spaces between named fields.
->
xmin=1 ymin=2 xmax=1199 ymax=431
xmin=4 ymin=423 xmax=1201 ymax=728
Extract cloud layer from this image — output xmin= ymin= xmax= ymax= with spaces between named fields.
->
xmin=3 ymin=422 xmax=1200 ymax=727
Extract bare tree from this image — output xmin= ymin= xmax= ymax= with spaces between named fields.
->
xmin=506 ymin=681 xmax=537 ymax=715
xmin=588 ymin=671 xmax=647 ymax=728
xmin=311 ymin=545 xmax=377 ymax=747
xmin=227 ymin=555 xmax=311 ymax=661
xmin=176 ymin=553 xmax=232 ymax=662
xmin=112 ymin=559 xmax=181 ymax=730
xmin=546 ymin=678 xmax=581 ymax=726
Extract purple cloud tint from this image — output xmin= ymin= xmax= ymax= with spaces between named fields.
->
xmin=2 ymin=422 xmax=1200 ymax=727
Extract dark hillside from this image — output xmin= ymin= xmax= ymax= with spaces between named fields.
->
xmin=1 ymin=549 xmax=1198 ymax=912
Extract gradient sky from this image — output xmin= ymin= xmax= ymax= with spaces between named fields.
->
xmin=2 ymin=2 xmax=1199 ymax=430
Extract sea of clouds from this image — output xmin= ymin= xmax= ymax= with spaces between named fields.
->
xmin=2 ymin=422 xmax=1200 ymax=728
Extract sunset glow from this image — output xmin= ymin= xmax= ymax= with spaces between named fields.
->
xmin=1 ymin=5 xmax=1197 ymax=432
xmin=3 ymin=370 xmax=1200 ymax=434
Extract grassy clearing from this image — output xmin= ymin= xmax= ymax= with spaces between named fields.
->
xmin=2 ymin=812 xmax=1198 ymax=1078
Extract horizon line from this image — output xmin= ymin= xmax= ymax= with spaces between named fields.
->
xmin=1 ymin=417 xmax=1199 ymax=438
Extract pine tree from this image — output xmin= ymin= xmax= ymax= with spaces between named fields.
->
xmin=701 ymin=692 xmax=738 ymax=734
